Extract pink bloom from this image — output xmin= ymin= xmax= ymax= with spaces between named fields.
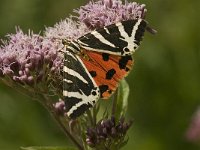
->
xmin=186 ymin=107 xmax=200 ymax=142
xmin=0 ymin=29 xmax=62 ymax=85
xmin=75 ymin=0 xmax=146 ymax=29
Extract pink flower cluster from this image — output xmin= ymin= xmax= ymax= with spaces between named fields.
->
xmin=0 ymin=29 xmax=62 ymax=85
xmin=0 ymin=0 xmax=146 ymax=87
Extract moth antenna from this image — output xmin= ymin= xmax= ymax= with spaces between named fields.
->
xmin=146 ymin=26 xmax=157 ymax=35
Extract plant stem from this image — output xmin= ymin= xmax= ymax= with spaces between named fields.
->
xmin=40 ymin=95 xmax=84 ymax=150
xmin=112 ymin=88 xmax=118 ymax=116
xmin=86 ymin=110 xmax=94 ymax=126
xmin=92 ymin=105 xmax=97 ymax=125
xmin=52 ymin=112 xmax=84 ymax=150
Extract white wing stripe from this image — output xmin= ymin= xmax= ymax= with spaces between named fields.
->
xmin=116 ymin=20 xmax=142 ymax=52
xmin=91 ymin=30 xmax=116 ymax=48
xmin=131 ymin=19 xmax=142 ymax=38
xmin=63 ymin=79 xmax=73 ymax=83
xmin=64 ymin=91 xmax=98 ymax=116
xmin=63 ymin=66 xmax=88 ymax=84
xmin=117 ymin=22 xmax=136 ymax=51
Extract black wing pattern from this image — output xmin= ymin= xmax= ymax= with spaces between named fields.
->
xmin=77 ymin=19 xmax=147 ymax=56
xmin=63 ymin=52 xmax=100 ymax=119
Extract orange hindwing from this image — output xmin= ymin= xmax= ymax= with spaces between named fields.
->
xmin=80 ymin=50 xmax=133 ymax=99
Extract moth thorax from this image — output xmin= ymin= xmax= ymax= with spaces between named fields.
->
xmin=62 ymin=39 xmax=71 ymax=45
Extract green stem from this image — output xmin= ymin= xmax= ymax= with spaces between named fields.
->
xmin=111 ymin=88 xmax=118 ymax=116
xmin=86 ymin=110 xmax=94 ymax=126
xmin=40 ymin=95 xmax=84 ymax=150
xmin=92 ymin=105 xmax=97 ymax=125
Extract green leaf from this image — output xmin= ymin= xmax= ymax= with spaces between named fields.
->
xmin=20 ymin=146 xmax=77 ymax=150
xmin=115 ymin=79 xmax=130 ymax=119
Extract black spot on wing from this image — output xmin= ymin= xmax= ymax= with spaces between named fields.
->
xmin=119 ymin=56 xmax=132 ymax=70
xmin=102 ymin=53 xmax=109 ymax=61
xmin=125 ymin=67 xmax=130 ymax=72
xmin=99 ymin=85 xmax=109 ymax=97
xmin=92 ymin=90 xmax=97 ymax=96
xmin=108 ymin=90 xmax=112 ymax=94
xmin=106 ymin=69 xmax=116 ymax=80
xmin=124 ymin=47 xmax=130 ymax=52
xmin=121 ymin=20 xmax=137 ymax=37
xmin=89 ymin=71 xmax=97 ymax=77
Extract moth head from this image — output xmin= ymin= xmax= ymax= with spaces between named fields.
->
xmin=62 ymin=39 xmax=71 ymax=46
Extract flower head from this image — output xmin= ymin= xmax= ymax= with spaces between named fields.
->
xmin=0 ymin=0 xmax=150 ymax=149
xmin=75 ymin=0 xmax=147 ymax=29
xmin=44 ymin=18 xmax=90 ymax=40
xmin=0 ymin=0 xmax=148 ymax=100
xmin=45 ymin=0 xmax=147 ymax=40
xmin=86 ymin=116 xmax=132 ymax=148
xmin=0 ymin=29 xmax=63 ymax=97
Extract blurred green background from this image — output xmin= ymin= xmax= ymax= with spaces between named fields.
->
xmin=0 ymin=0 xmax=200 ymax=149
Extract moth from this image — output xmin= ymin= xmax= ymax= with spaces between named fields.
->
xmin=63 ymin=19 xmax=151 ymax=119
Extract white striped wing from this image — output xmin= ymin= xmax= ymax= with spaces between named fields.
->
xmin=77 ymin=19 xmax=147 ymax=56
xmin=63 ymin=52 xmax=100 ymax=119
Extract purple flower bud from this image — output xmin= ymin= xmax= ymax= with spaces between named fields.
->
xmin=116 ymin=124 xmax=123 ymax=133
xmin=25 ymin=68 xmax=30 ymax=75
xmin=100 ymin=120 xmax=106 ymax=128
xmin=25 ymin=63 xmax=33 ymax=69
xmin=54 ymin=100 xmax=65 ymax=116
xmin=111 ymin=127 xmax=117 ymax=137
xmin=111 ymin=115 xmax=116 ymax=126
xmin=18 ymin=70 xmax=23 ymax=76
xmin=86 ymin=116 xmax=132 ymax=148
xmin=86 ymin=138 xmax=95 ymax=147
xmin=103 ymin=127 xmax=108 ymax=135
xmin=103 ymin=0 xmax=113 ymax=8
xmin=26 ymin=76 xmax=34 ymax=85
xmin=104 ymin=120 xmax=111 ymax=129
